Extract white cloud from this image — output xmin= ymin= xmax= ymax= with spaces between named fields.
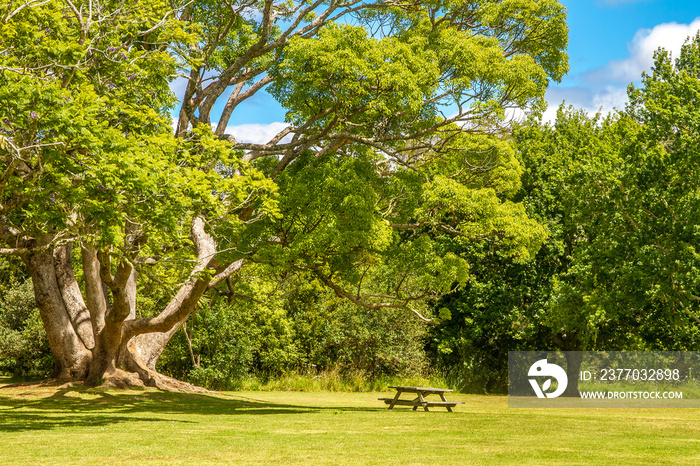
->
xmin=542 ymin=86 xmax=628 ymax=123
xmin=588 ymin=86 xmax=629 ymax=115
xmin=594 ymin=18 xmax=700 ymax=85
xmin=225 ymin=122 xmax=292 ymax=145
xmin=540 ymin=105 xmax=559 ymax=125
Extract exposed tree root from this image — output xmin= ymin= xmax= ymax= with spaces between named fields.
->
xmin=98 ymin=368 xmax=212 ymax=393
xmin=1 ymin=372 xmax=213 ymax=394
xmin=98 ymin=368 xmax=147 ymax=389
xmin=143 ymin=372 xmax=213 ymax=394
xmin=96 ymin=368 xmax=213 ymax=393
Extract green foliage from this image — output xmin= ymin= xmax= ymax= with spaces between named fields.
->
xmin=623 ymin=33 xmax=700 ymax=314
xmin=270 ymin=23 xmax=440 ymax=135
xmin=512 ymin=35 xmax=700 ymax=353
xmin=514 ymin=107 xmax=633 ymax=350
xmin=509 ymin=103 xmax=700 ymax=354
xmin=0 ymin=0 xmax=279 ymax=311
xmin=428 ymin=34 xmax=700 ymax=386
xmin=248 ymin=129 xmax=547 ymax=317
xmin=159 ymin=273 xmax=430 ymax=390
xmin=269 ymin=0 xmax=568 ymax=135
xmin=159 ymin=300 xmax=257 ymax=391
xmin=1 ymin=1 xmax=187 ymax=245
xmin=260 ymin=150 xmax=393 ymax=268
xmin=287 ymin=284 xmax=429 ymax=379
xmin=0 ymin=279 xmax=52 ymax=378
xmin=427 ymin=241 xmax=558 ymax=393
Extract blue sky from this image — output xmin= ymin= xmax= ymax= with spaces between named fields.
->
xmin=196 ymin=0 xmax=700 ymax=142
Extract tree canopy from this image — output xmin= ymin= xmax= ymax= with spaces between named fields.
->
xmin=428 ymin=34 xmax=700 ymax=393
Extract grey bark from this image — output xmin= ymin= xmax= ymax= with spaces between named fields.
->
xmin=23 ymin=248 xmax=92 ymax=379
xmin=81 ymin=245 xmax=108 ymax=337
xmin=54 ymin=244 xmax=95 ymax=349
xmin=18 ymin=217 xmax=238 ymax=389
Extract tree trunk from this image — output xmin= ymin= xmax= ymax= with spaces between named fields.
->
xmin=14 ymin=216 xmax=230 ymax=391
xmin=53 ymin=245 xmax=95 ymax=349
xmin=562 ymin=351 xmax=583 ymax=397
xmin=81 ymin=246 xmax=108 ymax=339
xmin=16 ymin=217 xmax=226 ymax=391
xmin=84 ymin=265 xmax=138 ymax=385
xmin=550 ymin=333 xmax=584 ymax=397
xmin=23 ymin=248 xmax=92 ymax=380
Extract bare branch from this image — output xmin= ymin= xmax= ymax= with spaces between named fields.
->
xmin=2 ymin=0 xmax=53 ymax=23
xmin=0 ymin=231 xmax=78 ymax=256
xmin=215 ymin=75 xmax=274 ymax=136
xmin=208 ymin=258 xmax=245 ymax=289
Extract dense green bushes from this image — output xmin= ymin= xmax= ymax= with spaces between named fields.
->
xmin=0 ymin=279 xmax=53 ymax=379
xmin=157 ymin=281 xmax=429 ymax=390
xmin=0 ymin=267 xmax=429 ymax=388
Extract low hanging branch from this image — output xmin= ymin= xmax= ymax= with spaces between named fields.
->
xmin=311 ymin=268 xmax=435 ymax=323
xmin=123 ymin=216 xmax=218 ymax=339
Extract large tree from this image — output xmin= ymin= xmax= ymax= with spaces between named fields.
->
xmin=0 ymin=0 xmax=567 ymax=388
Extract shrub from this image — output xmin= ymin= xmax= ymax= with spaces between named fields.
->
xmin=159 ymin=279 xmax=430 ymax=389
xmin=0 ymin=279 xmax=53 ymax=378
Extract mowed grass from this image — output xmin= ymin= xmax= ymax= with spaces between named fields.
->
xmin=1 ymin=377 xmax=699 ymax=465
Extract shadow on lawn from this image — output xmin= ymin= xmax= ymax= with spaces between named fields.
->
xmin=0 ymin=385 xmax=384 ymax=433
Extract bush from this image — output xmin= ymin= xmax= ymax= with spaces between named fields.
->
xmin=0 ymin=279 xmax=53 ymax=379
xmin=290 ymin=293 xmax=429 ymax=379
xmin=158 ymin=298 xmax=302 ymax=390
xmin=159 ymin=279 xmax=431 ymax=390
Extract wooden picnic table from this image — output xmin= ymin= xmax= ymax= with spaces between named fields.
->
xmin=379 ymin=386 xmax=464 ymax=412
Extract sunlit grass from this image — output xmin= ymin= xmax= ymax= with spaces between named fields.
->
xmin=1 ymin=376 xmax=699 ymax=465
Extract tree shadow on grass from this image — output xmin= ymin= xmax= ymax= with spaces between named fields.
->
xmin=0 ymin=386 xmax=385 ymax=433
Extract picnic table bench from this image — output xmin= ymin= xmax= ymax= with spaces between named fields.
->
xmin=379 ymin=386 xmax=464 ymax=412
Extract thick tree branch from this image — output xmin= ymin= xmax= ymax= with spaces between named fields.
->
xmin=123 ymin=216 xmax=217 ymax=338
xmin=81 ymin=245 xmax=108 ymax=336
xmin=53 ymin=244 xmax=95 ymax=349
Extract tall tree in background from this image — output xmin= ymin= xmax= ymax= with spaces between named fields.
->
xmin=430 ymin=107 xmax=630 ymax=392
xmin=0 ymin=0 xmax=567 ymax=388
xmin=540 ymin=35 xmax=700 ymax=352
xmin=430 ymin=35 xmax=700 ymax=393
xmin=621 ymin=33 xmax=700 ymax=322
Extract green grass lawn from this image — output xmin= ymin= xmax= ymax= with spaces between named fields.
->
xmin=1 ymin=376 xmax=699 ymax=465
